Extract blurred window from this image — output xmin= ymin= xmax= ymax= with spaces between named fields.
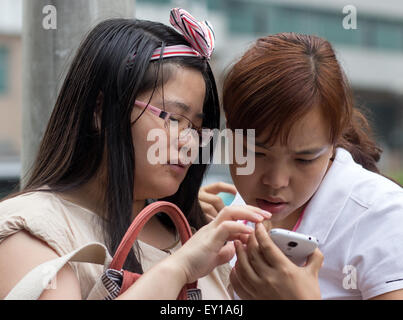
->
xmin=0 ymin=46 xmax=9 ymax=95
xmin=373 ymin=20 xmax=403 ymax=50
xmin=223 ymin=1 xmax=403 ymax=53
xmin=137 ymin=0 xmax=172 ymax=4
xmin=206 ymin=0 xmax=223 ymax=10
xmin=227 ymin=1 xmax=255 ymax=34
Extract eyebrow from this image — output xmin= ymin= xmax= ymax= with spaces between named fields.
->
xmin=255 ymin=142 xmax=327 ymax=156
xmin=164 ymin=100 xmax=204 ymax=120
xmin=294 ymin=147 xmax=327 ymax=156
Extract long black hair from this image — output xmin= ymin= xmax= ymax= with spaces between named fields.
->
xmin=2 ymin=19 xmax=220 ymax=273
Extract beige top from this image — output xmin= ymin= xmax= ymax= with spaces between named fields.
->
xmin=0 ymin=190 xmax=233 ymax=299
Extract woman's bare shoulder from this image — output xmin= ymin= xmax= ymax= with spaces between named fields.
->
xmin=0 ymin=230 xmax=82 ymax=300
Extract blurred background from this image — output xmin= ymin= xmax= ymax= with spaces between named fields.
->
xmin=0 ymin=0 xmax=402 ymax=200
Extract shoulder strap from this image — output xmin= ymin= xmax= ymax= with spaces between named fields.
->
xmin=5 ymin=242 xmax=108 ymax=300
xmin=110 ymin=201 xmax=193 ymax=270
xmin=109 ymin=201 xmax=198 ymax=296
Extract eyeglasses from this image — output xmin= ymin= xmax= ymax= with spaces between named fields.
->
xmin=134 ymin=100 xmax=213 ymax=147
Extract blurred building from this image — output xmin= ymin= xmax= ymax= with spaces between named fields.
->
xmin=0 ymin=0 xmax=22 ymax=197
xmin=0 ymin=0 xmax=22 ymax=158
xmin=136 ymin=0 xmax=403 ymax=185
xmin=0 ymin=0 xmax=402 ymax=197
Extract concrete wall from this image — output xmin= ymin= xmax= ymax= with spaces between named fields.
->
xmin=0 ymin=34 xmax=22 ymax=158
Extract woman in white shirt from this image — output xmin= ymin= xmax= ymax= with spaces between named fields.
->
xmin=201 ymin=32 xmax=403 ymax=299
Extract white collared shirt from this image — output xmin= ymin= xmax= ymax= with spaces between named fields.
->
xmin=230 ymin=147 xmax=403 ymax=299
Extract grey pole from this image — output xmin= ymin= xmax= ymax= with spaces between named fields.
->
xmin=21 ymin=0 xmax=135 ymax=188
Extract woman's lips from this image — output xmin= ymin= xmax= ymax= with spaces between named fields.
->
xmin=167 ymin=163 xmax=188 ymax=174
xmin=256 ymin=198 xmax=288 ymax=214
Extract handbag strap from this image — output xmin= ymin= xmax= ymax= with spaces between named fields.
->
xmin=5 ymin=202 xmax=197 ymax=300
xmin=5 ymin=242 xmax=109 ymax=300
xmin=110 ymin=201 xmax=197 ymax=289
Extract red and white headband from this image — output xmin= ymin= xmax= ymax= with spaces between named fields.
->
xmin=150 ymin=7 xmax=215 ymax=61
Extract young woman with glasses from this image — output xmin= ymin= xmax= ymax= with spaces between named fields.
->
xmin=0 ymin=9 xmax=269 ymax=300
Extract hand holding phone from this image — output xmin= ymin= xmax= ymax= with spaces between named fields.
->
xmin=270 ymin=228 xmax=319 ymax=266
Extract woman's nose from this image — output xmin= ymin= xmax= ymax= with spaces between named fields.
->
xmin=177 ymin=129 xmax=199 ymax=149
xmin=261 ymin=165 xmax=290 ymax=190
xmin=170 ymin=130 xmax=199 ymax=162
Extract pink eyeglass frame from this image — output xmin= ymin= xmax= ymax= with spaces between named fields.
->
xmin=134 ymin=100 xmax=214 ymax=146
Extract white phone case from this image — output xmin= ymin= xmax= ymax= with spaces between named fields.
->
xmin=270 ymin=228 xmax=319 ymax=266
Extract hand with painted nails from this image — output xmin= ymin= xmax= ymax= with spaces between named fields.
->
xmin=230 ymin=222 xmax=324 ymax=300
xmin=172 ymin=205 xmax=271 ymax=284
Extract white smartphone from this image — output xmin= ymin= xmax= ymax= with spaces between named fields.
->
xmin=270 ymin=228 xmax=319 ymax=266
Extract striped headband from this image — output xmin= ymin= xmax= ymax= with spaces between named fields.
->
xmin=150 ymin=7 xmax=215 ymax=61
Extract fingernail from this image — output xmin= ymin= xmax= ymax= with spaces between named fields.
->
xmin=234 ymin=240 xmax=240 ymax=251
xmin=260 ymin=209 xmax=272 ymax=218
xmin=254 ymin=214 xmax=264 ymax=221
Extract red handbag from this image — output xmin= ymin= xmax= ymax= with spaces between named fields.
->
xmin=108 ymin=200 xmax=200 ymax=300
xmin=4 ymin=200 xmax=201 ymax=300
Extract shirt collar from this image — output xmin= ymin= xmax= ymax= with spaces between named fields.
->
xmin=298 ymin=147 xmax=358 ymax=244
